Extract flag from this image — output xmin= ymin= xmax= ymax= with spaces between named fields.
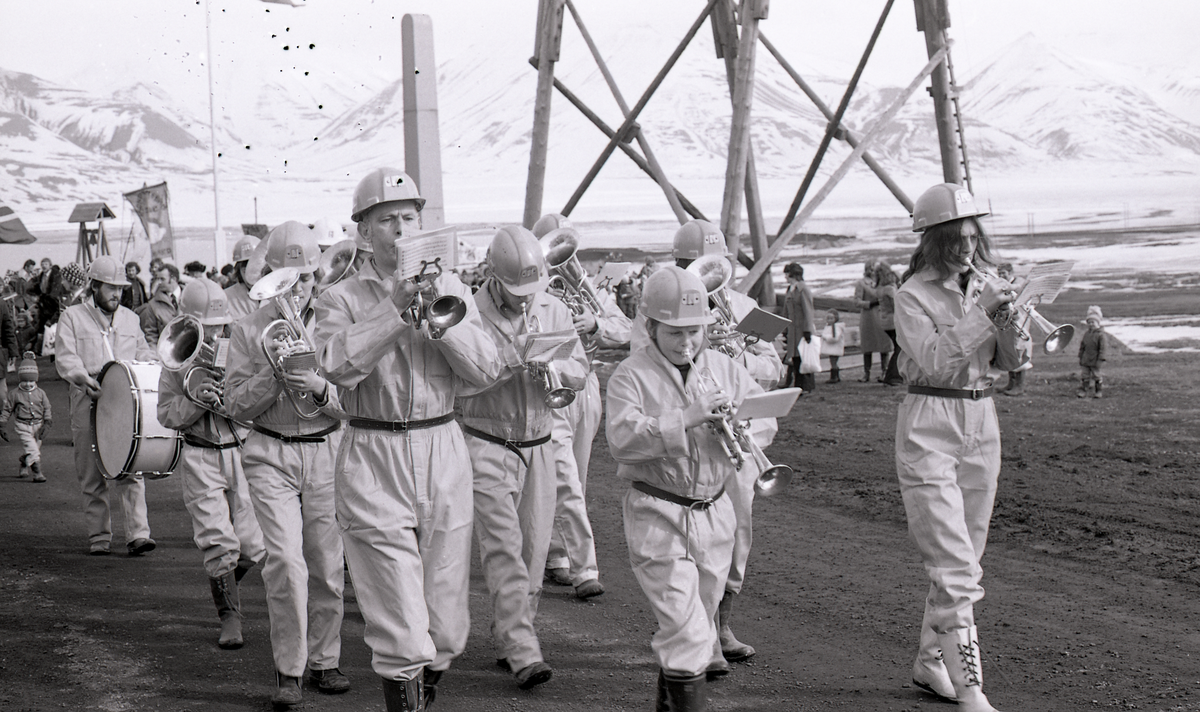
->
xmin=123 ymin=182 xmax=174 ymax=261
xmin=0 ymin=203 xmax=37 ymax=244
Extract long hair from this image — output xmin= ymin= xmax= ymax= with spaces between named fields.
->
xmin=900 ymin=216 xmax=994 ymax=284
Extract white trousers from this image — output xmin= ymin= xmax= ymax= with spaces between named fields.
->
xmin=545 ymin=372 xmax=601 ymax=584
xmin=70 ymin=388 xmax=149 ymax=546
xmin=624 ymin=487 xmax=734 ymax=677
xmin=15 ymin=420 xmax=42 ymax=466
xmin=243 ymin=430 xmax=344 ymax=677
xmin=178 ymin=443 xmax=265 ymax=578
xmin=895 ymin=395 xmax=1000 ymax=634
xmin=335 ymin=423 xmax=474 ymax=681
xmin=724 ymin=454 xmax=761 ymax=595
xmin=467 ymin=434 xmax=556 ymax=671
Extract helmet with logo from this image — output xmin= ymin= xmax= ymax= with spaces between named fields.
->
xmin=231 ymin=235 xmax=260 ymax=264
xmin=911 ymin=183 xmax=988 ymax=232
xmin=531 ymin=213 xmax=573 ymax=239
xmin=672 ymin=220 xmax=728 ymax=260
xmin=311 ymin=217 xmax=346 ymax=248
xmin=179 ymin=278 xmax=231 ymax=325
xmin=86 ymin=255 xmax=131 ymax=287
xmin=487 ymin=225 xmax=549 ymax=296
xmin=640 ymin=265 xmax=714 ymax=327
xmin=351 ymin=168 xmax=425 ymax=223
xmin=264 ymin=221 xmax=321 ymax=274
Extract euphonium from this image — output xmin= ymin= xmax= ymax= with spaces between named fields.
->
xmin=686 ymin=254 xmax=753 ymax=359
xmin=316 ymin=239 xmax=358 ymax=294
xmin=247 ymin=267 xmax=322 ymax=420
xmin=541 ymin=230 xmax=602 ymax=353
xmin=522 ymin=305 xmax=576 ymax=409
xmin=403 ymin=258 xmax=467 ymax=339
xmin=158 ymin=314 xmax=231 ymax=416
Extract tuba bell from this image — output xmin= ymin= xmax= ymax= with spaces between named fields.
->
xmin=157 ymin=314 xmax=231 ymax=416
xmin=247 ymin=267 xmax=322 ymax=419
xmin=316 ymin=239 xmax=358 ymax=294
xmin=686 ymin=254 xmax=752 ymax=359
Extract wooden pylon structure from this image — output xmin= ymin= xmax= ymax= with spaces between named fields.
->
xmin=521 ymin=0 xmax=973 ymax=304
xmin=69 ymin=202 xmax=116 ymax=267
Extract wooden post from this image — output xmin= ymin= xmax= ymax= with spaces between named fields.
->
xmin=718 ymin=0 xmax=765 ymax=266
xmin=402 ymin=14 xmax=447 ymax=230
xmin=915 ymin=0 xmax=962 ymax=185
xmin=523 ymin=0 xmax=565 ymax=229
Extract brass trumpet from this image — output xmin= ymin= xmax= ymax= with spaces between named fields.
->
xmin=158 ymin=314 xmax=231 ymax=417
xmin=403 ymin=258 xmax=467 ymax=339
xmin=522 ymin=305 xmax=576 ymax=409
xmin=248 ymin=267 xmax=322 ymax=420
xmin=968 ymin=264 xmax=1074 ymax=354
xmin=686 ymin=254 xmax=755 ymax=359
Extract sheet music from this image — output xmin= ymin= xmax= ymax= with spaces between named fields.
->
xmin=395 ymin=226 xmax=458 ymax=282
xmin=1015 ymin=261 xmax=1073 ymax=306
xmin=521 ymin=329 xmax=577 ymax=364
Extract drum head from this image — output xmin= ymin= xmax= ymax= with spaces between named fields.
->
xmin=93 ymin=362 xmax=137 ymax=479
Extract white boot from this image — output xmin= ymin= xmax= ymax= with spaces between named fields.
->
xmin=912 ymin=623 xmax=955 ymax=701
xmin=937 ymin=626 xmax=1000 ymax=712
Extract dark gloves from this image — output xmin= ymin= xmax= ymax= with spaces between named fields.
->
xmin=803 ymin=332 xmax=812 ymax=343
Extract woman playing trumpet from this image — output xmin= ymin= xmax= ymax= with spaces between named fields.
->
xmin=606 ymin=266 xmax=777 ymax=712
xmin=895 ymin=183 xmax=1028 ymax=712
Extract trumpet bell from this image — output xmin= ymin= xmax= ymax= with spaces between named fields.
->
xmin=1026 ymin=309 xmax=1075 ymax=354
xmin=425 ymin=294 xmax=467 ymax=333
xmin=753 ymin=463 xmax=794 ymax=498
xmin=686 ymin=253 xmax=734 ymax=295
xmin=158 ymin=315 xmax=204 ymax=371
xmin=545 ymin=387 xmax=576 ymax=409
xmin=248 ymin=267 xmax=301 ymax=301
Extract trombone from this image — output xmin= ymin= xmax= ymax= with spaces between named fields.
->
xmin=967 ymin=264 xmax=1075 ymax=354
xmin=686 ymin=254 xmax=755 ymax=359
xmin=158 ymin=314 xmax=231 ymax=417
xmin=247 ymin=267 xmax=322 ymax=420
xmin=402 ymin=258 xmax=467 ymax=339
xmin=522 ymin=304 xmax=576 ymax=409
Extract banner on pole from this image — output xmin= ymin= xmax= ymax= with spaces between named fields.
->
xmin=123 ymin=182 xmax=174 ymax=261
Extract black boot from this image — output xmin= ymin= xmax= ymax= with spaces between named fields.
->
xmin=234 ymin=559 xmax=257 ymax=583
xmin=718 ymin=590 xmax=756 ymax=662
xmin=30 ymin=461 xmax=45 ymax=483
xmin=1000 ymin=370 xmax=1024 ymax=396
xmin=209 ymin=570 xmax=243 ymax=649
xmin=424 ymin=668 xmax=443 ymax=709
xmin=382 ymin=675 xmax=424 ymax=712
xmin=661 ymin=670 xmax=706 ymax=711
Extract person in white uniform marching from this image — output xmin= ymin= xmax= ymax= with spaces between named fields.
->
xmin=156 ymin=278 xmax=265 ymax=651
xmin=314 ymin=168 xmax=505 ymax=712
xmin=607 ymin=266 xmax=775 ymax=712
xmin=895 ymin=183 xmax=1027 ymax=712
xmin=459 ymin=226 xmax=589 ymax=690
xmin=54 ymin=256 xmax=158 ymax=556
xmin=225 ymin=221 xmax=349 ymax=709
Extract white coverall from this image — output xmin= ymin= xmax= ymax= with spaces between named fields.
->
xmin=894 ymin=269 xmax=1026 ymax=636
xmin=55 ymin=299 xmax=157 ymax=548
xmin=460 ymin=284 xmax=588 ymax=670
xmin=631 ymin=288 xmax=784 ymax=595
xmin=2 ymin=384 xmax=51 ymax=469
xmin=224 ymin=281 xmax=258 ymax=323
xmin=225 ymin=301 xmax=346 ymax=679
xmin=606 ymin=344 xmax=775 ymax=676
xmin=545 ymin=288 xmax=631 ymax=585
xmin=314 ymin=262 xmax=503 ymax=682
xmin=157 ymin=367 xmax=264 ymax=579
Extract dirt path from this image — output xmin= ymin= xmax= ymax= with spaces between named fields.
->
xmin=1 ymin=346 xmax=1197 ymax=711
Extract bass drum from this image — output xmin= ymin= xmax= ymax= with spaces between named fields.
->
xmin=91 ymin=360 xmax=181 ymax=480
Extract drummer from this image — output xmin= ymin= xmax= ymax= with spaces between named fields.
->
xmin=54 ymin=255 xmax=159 ymax=556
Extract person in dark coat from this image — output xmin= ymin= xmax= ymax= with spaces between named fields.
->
xmin=782 ymin=262 xmax=815 ymax=393
xmin=121 ymin=261 xmax=150 ymax=311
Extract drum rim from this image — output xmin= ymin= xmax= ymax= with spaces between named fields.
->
xmin=91 ymin=360 xmax=181 ymax=480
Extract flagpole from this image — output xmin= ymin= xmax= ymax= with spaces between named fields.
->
xmin=205 ymin=0 xmax=226 ymax=271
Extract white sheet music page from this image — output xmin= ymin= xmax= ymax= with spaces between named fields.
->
xmin=395 ymin=226 xmax=459 ymax=282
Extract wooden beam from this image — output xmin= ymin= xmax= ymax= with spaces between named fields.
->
xmin=402 ymin=14 xmax=446 ymax=229
xmin=916 ymin=0 xmax=961 ymax=185
xmin=718 ymin=0 xmax=763 ymax=265
xmin=523 ymin=0 xmax=565 ymax=229
xmin=734 ymin=45 xmax=950 ymax=292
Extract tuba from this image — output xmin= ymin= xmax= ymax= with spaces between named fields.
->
xmin=522 ymin=304 xmax=576 ymax=409
xmin=316 ymin=239 xmax=358 ymax=294
xmin=158 ymin=314 xmax=231 ymax=417
xmin=686 ymin=254 xmax=753 ymax=359
xmin=247 ymin=267 xmax=322 ymax=419
xmin=403 ymin=258 xmax=468 ymax=339
xmin=540 ymin=230 xmax=602 ymax=353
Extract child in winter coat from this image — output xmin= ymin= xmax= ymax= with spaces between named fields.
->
xmin=820 ymin=309 xmax=845 ymax=383
xmin=1 ymin=352 xmax=52 ymax=482
xmin=1077 ymin=305 xmax=1107 ymax=398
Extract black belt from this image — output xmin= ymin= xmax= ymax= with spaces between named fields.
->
xmin=461 ymin=424 xmax=551 ymax=468
xmin=15 ymin=417 xmax=42 ymax=424
xmin=183 ymin=434 xmax=241 ymax=450
xmin=252 ymin=422 xmax=340 ymax=444
xmin=632 ymin=481 xmax=726 ymax=511
xmin=907 ymin=385 xmax=994 ymax=400
xmin=348 ymin=413 xmax=455 ymax=433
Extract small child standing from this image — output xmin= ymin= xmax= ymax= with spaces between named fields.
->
xmin=820 ymin=309 xmax=845 ymax=383
xmin=1077 ymin=305 xmax=1107 ymax=398
xmin=1 ymin=353 xmax=52 ymax=482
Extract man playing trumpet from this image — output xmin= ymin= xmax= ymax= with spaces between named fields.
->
xmin=225 ymin=221 xmax=349 ymax=709
xmin=156 ymin=278 xmax=264 ymax=651
xmin=459 ymin=225 xmax=589 ymax=690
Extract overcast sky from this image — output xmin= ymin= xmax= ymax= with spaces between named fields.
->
xmin=2 ymin=0 xmax=1197 ymax=107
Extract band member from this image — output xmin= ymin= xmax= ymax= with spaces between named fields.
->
xmin=225 ymin=235 xmax=261 ymax=321
xmin=630 ymin=220 xmax=784 ymax=669
xmin=156 ymin=278 xmax=265 ymax=650
xmin=225 ymin=222 xmax=349 ymax=709
xmin=896 ymin=183 xmax=1026 ymax=711
xmin=314 ymin=168 xmax=504 ymax=711
xmin=55 ymin=256 xmax=158 ymax=556
xmin=532 ymin=214 xmax=632 ymax=601
xmin=2 ymin=352 xmax=52 ymax=482
xmin=460 ymin=226 xmax=588 ymax=689
xmin=607 ymin=266 xmax=775 ymax=712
